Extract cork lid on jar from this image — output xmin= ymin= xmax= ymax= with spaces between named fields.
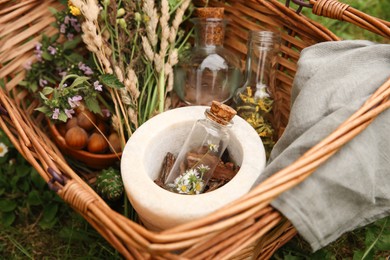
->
xmin=193 ymin=7 xmax=226 ymax=46
xmin=207 ymin=101 xmax=236 ymax=125
xmin=195 ymin=7 xmax=225 ymax=19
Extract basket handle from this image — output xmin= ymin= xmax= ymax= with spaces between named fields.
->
xmin=286 ymin=0 xmax=390 ymax=39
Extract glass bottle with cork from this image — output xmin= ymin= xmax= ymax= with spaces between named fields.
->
xmin=233 ymin=31 xmax=281 ymax=155
xmin=164 ymin=101 xmax=236 ymax=194
xmin=173 ymin=7 xmax=242 ymax=106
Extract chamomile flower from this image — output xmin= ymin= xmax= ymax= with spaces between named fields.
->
xmin=207 ymin=140 xmax=219 ymax=153
xmin=0 ymin=143 xmax=8 ymax=157
xmin=194 ymin=181 xmax=204 ymax=194
xmin=171 ymin=168 xmax=206 ymax=195
xmin=197 ymin=164 xmax=210 ymax=174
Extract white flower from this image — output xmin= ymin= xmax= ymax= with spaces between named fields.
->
xmin=194 ymin=181 xmax=204 ymax=194
xmin=207 ymin=140 xmax=219 ymax=153
xmin=254 ymin=83 xmax=270 ymax=99
xmin=197 ymin=164 xmax=210 ymax=174
xmin=0 ymin=143 xmax=8 ymax=157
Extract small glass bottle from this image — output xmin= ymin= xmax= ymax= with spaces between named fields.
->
xmin=233 ymin=31 xmax=280 ymax=154
xmin=164 ymin=101 xmax=236 ymax=194
xmin=174 ymin=8 xmax=242 ymax=106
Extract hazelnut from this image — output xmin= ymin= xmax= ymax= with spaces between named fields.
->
xmin=66 ymin=117 xmax=78 ymax=130
xmin=94 ymin=120 xmax=108 ymax=135
xmin=108 ymin=132 xmax=122 ymax=153
xmin=65 ymin=126 xmax=88 ymax=150
xmin=77 ymin=110 xmax=97 ymax=131
xmin=87 ymin=133 xmax=108 ymax=154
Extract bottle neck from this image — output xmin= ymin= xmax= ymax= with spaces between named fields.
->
xmin=204 ymin=109 xmax=232 ymax=128
xmin=244 ymin=31 xmax=280 ymax=89
xmin=192 ymin=18 xmax=227 ymax=47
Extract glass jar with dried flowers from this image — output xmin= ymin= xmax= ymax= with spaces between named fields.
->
xmin=233 ymin=31 xmax=281 ymax=155
xmin=164 ymin=101 xmax=236 ymax=194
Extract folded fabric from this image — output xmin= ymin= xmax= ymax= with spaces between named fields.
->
xmin=253 ymin=40 xmax=390 ymax=251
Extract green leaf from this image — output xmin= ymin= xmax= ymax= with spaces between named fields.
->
xmin=42 ymin=34 xmax=49 ymax=43
xmin=0 ymin=199 xmax=17 ymax=212
xmin=31 ymin=169 xmax=46 ymax=190
xmin=99 ymin=74 xmax=124 ymax=89
xmin=63 ymin=36 xmax=81 ymax=50
xmin=27 ymin=190 xmax=43 ymax=206
xmin=66 ymin=52 xmax=84 ymax=63
xmin=84 ymin=97 xmax=101 ymax=115
xmin=283 ymin=255 xmax=301 ymax=260
xmin=41 ymin=51 xmax=53 ymax=61
xmin=40 ymin=203 xmax=58 ymax=224
xmin=48 ymin=7 xmax=58 ymax=15
xmin=0 ymin=212 xmax=15 ymax=226
xmin=41 ymin=87 xmax=54 ymax=95
xmin=18 ymin=80 xmax=28 ymax=87
xmin=50 ymin=33 xmax=60 ymax=44
xmin=39 ymin=92 xmax=49 ymax=100
xmin=16 ymin=164 xmax=31 ymax=177
xmin=30 ymin=82 xmax=38 ymax=93
xmin=18 ymin=179 xmax=30 ymax=193
xmin=44 ymin=204 xmax=58 ymax=221
xmin=39 ymin=215 xmax=57 ymax=230
xmin=58 ymin=111 xmax=68 ymax=122
xmin=68 ymin=76 xmax=90 ymax=88
xmin=35 ymin=106 xmax=51 ymax=115
xmin=59 ymin=227 xmax=94 ymax=242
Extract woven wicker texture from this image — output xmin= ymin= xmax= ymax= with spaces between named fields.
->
xmin=0 ymin=0 xmax=389 ymax=259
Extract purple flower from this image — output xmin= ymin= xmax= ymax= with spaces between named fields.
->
xmin=24 ymin=61 xmax=32 ymax=70
xmin=78 ymin=62 xmax=94 ymax=76
xmin=64 ymin=16 xmax=70 ymax=25
xmin=93 ymin=81 xmax=103 ymax=91
xmin=58 ymin=71 xmax=67 ymax=78
xmin=70 ymin=17 xmax=80 ymax=32
xmin=60 ymin=23 xmax=66 ymax=34
xmin=48 ymin=46 xmax=56 ymax=55
xmin=101 ymin=108 xmax=111 ymax=118
xmin=39 ymin=79 xmax=48 ymax=87
xmin=74 ymin=24 xmax=81 ymax=32
xmin=67 ymin=33 xmax=74 ymax=40
xmin=68 ymin=95 xmax=83 ymax=108
xmin=52 ymin=108 xmax=60 ymax=120
xmin=70 ymin=17 xmax=78 ymax=26
xmin=34 ymin=43 xmax=43 ymax=60
xmin=65 ymin=109 xmax=75 ymax=118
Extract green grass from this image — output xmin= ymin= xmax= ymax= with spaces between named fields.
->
xmin=1 ymin=1 xmax=390 ymax=258
xmin=0 ymin=129 xmax=122 ymax=259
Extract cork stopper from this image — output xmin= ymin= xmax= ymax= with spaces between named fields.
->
xmin=193 ymin=7 xmax=226 ymax=46
xmin=195 ymin=7 xmax=224 ymax=19
xmin=208 ymin=101 xmax=236 ymax=125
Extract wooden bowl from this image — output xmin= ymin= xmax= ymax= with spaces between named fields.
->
xmin=47 ymin=119 xmax=122 ymax=169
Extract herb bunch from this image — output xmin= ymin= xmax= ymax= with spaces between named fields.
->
xmin=69 ymin=0 xmax=193 ymax=145
xmin=21 ymin=9 xmax=109 ymax=122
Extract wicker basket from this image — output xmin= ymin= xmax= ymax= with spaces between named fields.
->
xmin=1 ymin=0 xmax=389 ymax=259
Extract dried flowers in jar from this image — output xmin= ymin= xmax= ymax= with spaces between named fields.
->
xmin=164 ymin=101 xmax=236 ymax=194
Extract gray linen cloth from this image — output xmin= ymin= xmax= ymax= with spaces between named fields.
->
xmin=253 ymin=40 xmax=390 ymax=251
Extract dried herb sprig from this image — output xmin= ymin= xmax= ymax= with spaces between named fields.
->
xmin=140 ymin=0 xmax=193 ymax=122
xmin=236 ymin=87 xmax=275 ymax=157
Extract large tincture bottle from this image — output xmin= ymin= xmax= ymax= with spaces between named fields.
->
xmin=164 ymin=101 xmax=236 ymax=194
xmin=174 ymin=8 xmax=242 ymax=105
xmin=234 ymin=31 xmax=280 ymax=153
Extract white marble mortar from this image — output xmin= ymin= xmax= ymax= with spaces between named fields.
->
xmin=121 ymin=106 xmax=266 ymax=231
